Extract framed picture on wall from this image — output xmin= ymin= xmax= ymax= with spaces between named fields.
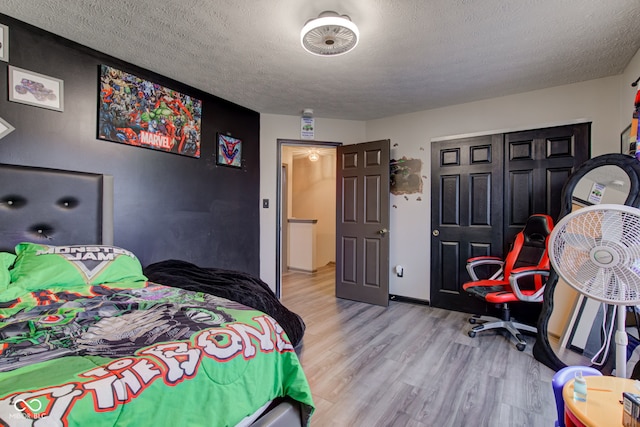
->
xmin=216 ymin=133 xmax=242 ymax=168
xmin=0 ymin=23 xmax=8 ymax=62
xmin=97 ymin=65 xmax=203 ymax=158
xmin=8 ymin=66 xmax=64 ymax=112
xmin=0 ymin=117 xmax=15 ymax=139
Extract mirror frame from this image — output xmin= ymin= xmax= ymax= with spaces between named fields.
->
xmin=533 ymin=153 xmax=640 ymax=372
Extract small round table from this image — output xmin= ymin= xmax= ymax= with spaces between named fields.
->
xmin=563 ymin=375 xmax=639 ymax=427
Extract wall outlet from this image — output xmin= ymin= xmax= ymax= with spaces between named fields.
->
xmin=396 ymin=265 xmax=404 ymax=277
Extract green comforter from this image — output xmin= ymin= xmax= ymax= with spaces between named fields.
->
xmin=0 ymin=282 xmax=314 ymax=426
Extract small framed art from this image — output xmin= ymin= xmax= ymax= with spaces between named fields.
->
xmin=0 ymin=117 xmax=15 ymax=139
xmin=8 ymin=66 xmax=64 ymax=112
xmin=0 ymin=23 xmax=8 ymax=62
xmin=217 ymin=133 xmax=242 ymax=168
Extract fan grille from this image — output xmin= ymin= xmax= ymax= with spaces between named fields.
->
xmin=302 ymin=25 xmax=358 ymax=56
xmin=549 ymin=204 xmax=640 ymax=305
xmin=301 ymin=12 xmax=359 ymax=56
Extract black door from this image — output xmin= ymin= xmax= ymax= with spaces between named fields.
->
xmin=430 ymin=123 xmax=590 ymax=313
xmin=503 ymin=124 xmax=590 ymax=245
xmin=430 ymin=134 xmax=504 ymax=312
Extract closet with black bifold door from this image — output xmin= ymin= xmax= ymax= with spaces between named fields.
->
xmin=430 ymin=122 xmax=590 ymax=316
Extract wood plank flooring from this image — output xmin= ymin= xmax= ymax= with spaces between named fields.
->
xmin=282 ymin=265 xmax=559 ymax=427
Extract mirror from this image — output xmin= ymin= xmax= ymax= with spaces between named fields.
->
xmin=533 ymin=153 xmax=640 ymax=374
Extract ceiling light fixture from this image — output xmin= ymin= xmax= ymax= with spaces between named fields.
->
xmin=300 ymin=11 xmax=359 ymax=57
xmin=308 ymin=150 xmax=320 ymax=162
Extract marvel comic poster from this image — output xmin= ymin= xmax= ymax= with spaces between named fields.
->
xmin=98 ymin=65 xmax=203 ymax=157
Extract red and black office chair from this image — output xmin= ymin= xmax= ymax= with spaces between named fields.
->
xmin=463 ymin=213 xmax=554 ymax=351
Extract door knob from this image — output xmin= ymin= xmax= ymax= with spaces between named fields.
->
xmin=378 ymin=228 xmax=389 ymax=236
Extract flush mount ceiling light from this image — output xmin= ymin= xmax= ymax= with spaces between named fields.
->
xmin=308 ymin=150 xmax=320 ymax=162
xmin=300 ymin=11 xmax=359 ymax=57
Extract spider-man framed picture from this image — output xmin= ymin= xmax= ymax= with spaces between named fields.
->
xmin=216 ymin=133 xmax=242 ymax=168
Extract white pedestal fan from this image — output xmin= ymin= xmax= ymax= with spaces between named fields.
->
xmin=548 ymin=203 xmax=640 ymax=378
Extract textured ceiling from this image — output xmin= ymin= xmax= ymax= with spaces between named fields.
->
xmin=2 ymin=0 xmax=640 ymax=121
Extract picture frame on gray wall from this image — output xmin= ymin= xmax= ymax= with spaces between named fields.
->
xmin=0 ymin=117 xmax=15 ymax=140
xmin=216 ymin=133 xmax=243 ymax=168
xmin=97 ymin=64 xmax=203 ymax=158
xmin=0 ymin=23 xmax=8 ymax=62
xmin=8 ymin=66 xmax=64 ymax=112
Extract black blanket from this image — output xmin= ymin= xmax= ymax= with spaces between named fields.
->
xmin=143 ymin=260 xmax=305 ymax=347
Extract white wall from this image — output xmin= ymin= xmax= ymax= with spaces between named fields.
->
xmin=366 ymin=75 xmax=626 ymax=301
xmin=260 ymin=47 xmax=640 ymax=299
xmin=291 ymin=153 xmax=336 ymax=268
xmin=260 ymin=114 xmax=366 ymax=290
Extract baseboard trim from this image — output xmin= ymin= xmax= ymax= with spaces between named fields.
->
xmin=389 ymin=294 xmax=430 ymax=306
xmin=286 ymin=267 xmax=317 ymax=274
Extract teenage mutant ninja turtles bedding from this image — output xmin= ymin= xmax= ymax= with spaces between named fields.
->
xmin=0 ymin=243 xmax=314 ymax=426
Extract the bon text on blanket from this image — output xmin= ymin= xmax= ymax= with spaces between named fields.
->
xmin=1 ymin=314 xmax=293 ymax=423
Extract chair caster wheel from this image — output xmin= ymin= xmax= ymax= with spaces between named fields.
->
xmin=468 ymin=331 xmax=476 ymax=338
xmin=516 ymin=343 xmax=526 ymax=351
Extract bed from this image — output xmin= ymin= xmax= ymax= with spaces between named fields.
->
xmin=0 ymin=163 xmax=314 ymax=427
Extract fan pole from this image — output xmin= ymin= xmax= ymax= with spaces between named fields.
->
xmin=616 ymin=306 xmax=628 ymax=378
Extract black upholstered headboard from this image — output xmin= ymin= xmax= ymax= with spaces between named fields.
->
xmin=0 ymin=164 xmax=113 ymax=253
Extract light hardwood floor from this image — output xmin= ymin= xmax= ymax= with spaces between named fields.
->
xmin=282 ymin=265 xmax=558 ymax=427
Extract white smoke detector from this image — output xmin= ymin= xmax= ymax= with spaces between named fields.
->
xmin=300 ymin=11 xmax=359 ymax=57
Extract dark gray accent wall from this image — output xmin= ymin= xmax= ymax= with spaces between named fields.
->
xmin=0 ymin=14 xmax=260 ymax=275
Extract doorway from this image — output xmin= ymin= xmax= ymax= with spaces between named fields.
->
xmin=276 ymin=139 xmax=340 ymax=297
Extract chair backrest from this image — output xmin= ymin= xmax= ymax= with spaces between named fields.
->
xmin=551 ymin=365 xmax=602 ymax=427
xmin=503 ymin=214 xmax=554 ymax=290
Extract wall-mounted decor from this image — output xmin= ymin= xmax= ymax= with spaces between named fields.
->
xmin=216 ymin=133 xmax=242 ymax=168
xmin=301 ymin=117 xmax=314 ymax=140
xmin=97 ymin=65 xmax=203 ymax=158
xmin=0 ymin=23 xmax=8 ymax=62
xmin=0 ymin=117 xmax=15 ymax=139
xmin=8 ymin=66 xmax=64 ymax=112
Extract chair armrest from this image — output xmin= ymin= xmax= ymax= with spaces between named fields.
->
xmin=509 ymin=267 xmax=550 ymax=302
xmin=467 ymin=256 xmax=502 ymax=263
xmin=466 ymin=257 xmax=504 ymax=281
